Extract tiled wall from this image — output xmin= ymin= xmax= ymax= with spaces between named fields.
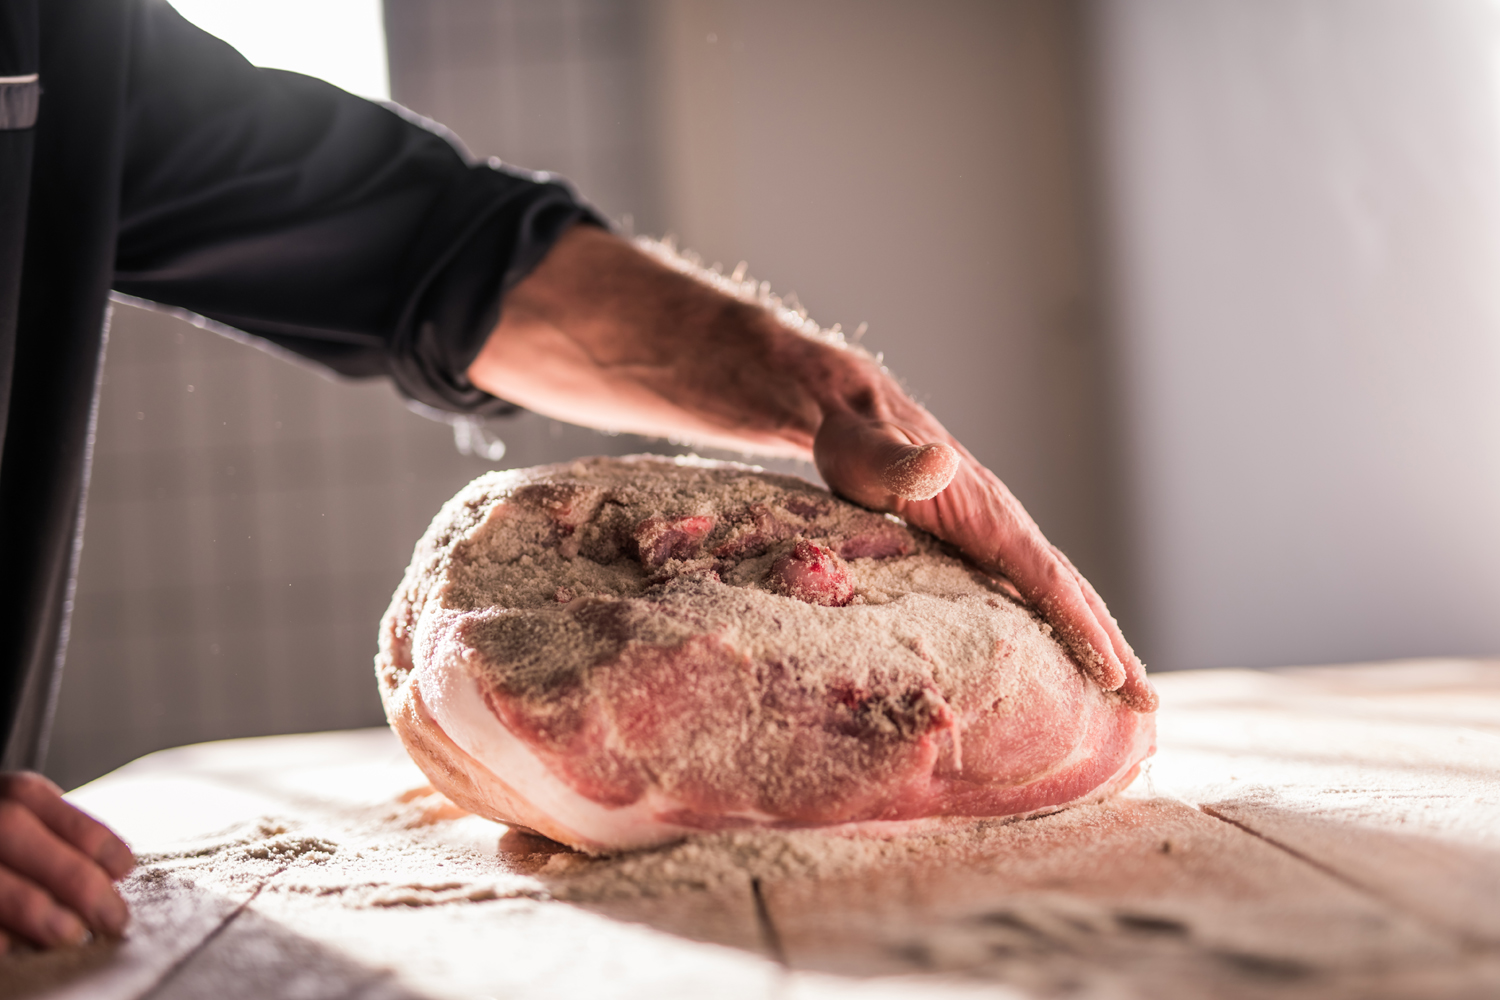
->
xmin=384 ymin=0 xmax=661 ymax=229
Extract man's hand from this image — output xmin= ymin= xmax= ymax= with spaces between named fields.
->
xmin=813 ymin=411 xmax=1154 ymax=711
xmin=0 ymin=773 xmax=133 ymax=951
xmin=469 ymin=224 xmax=1156 ymax=712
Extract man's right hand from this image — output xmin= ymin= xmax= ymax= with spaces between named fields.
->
xmin=0 ymin=773 xmax=133 ymax=951
xmin=813 ymin=410 xmax=1156 ymax=713
xmin=469 ymin=224 xmax=1156 ymax=712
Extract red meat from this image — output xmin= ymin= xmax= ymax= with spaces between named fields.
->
xmin=378 ymin=456 xmax=1154 ymax=853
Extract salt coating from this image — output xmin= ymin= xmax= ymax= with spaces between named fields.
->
xmin=415 ymin=635 xmax=715 ymax=850
xmin=116 ymin=783 xmax=1149 ymax=913
xmin=378 ymin=456 xmax=1154 ymax=852
xmin=880 ymin=442 xmax=961 ymax=502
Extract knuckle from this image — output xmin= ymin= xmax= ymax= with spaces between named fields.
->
xmin=7 ymin=772 xmax=58 ymax=803
xmin=12 ymin=884 xmax=53 ymax=927
xmin=0 ymin=800 xmax=28 ymax=829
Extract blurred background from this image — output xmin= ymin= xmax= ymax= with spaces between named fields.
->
xmin=46 ymin=0 xmax=1500 ymax=788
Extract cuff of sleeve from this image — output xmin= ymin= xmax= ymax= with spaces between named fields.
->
xmin=388 ymin=163 xmax=608 ymax=415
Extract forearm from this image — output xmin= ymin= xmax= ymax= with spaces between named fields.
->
xmin=468 ymin=225 xmax=880 ymax=457
xmin=468 ymin=222 xmax=1152 ymax=710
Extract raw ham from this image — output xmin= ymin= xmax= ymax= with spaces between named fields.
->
xmin=377 ymin=456 xmax=1155 ymax=853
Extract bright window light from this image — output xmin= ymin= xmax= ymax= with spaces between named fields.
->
xmin=168 ymin=0 xmax=390 ymax=100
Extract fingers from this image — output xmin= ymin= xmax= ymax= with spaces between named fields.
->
xmin=0 ymin=799 xmax=129 ymax=939
xmin=810 ymin=399 xmax=1154 ymax=713
xmin=1001 ymin=537 xmax=1127 ymax=694
xmin=0 ymin=773 xmax=133 ymax=947
xmin=1117 ymin=671 xmax=1158 ymax=713
xmin=0 ymin=864 xmax=90 ymax=949
xmin=1 ymin=773 xmax=134 ymax=879
xmin=977 ymin=527 xmax=1155 ymax=711
xmin=813 ymin=411 xmax=960 ymax=506
xmin=1051 ymin=547 xmax=1158 ymax=713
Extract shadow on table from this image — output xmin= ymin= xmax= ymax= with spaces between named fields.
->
xmin=0 ymin=937 xmax=123 ymax=1000
xmin=0 ymin=911 xmax=428 ymax=1000
xmin=148 ymin=904 xmax=428 ymax=1000
xmin=0 ymin=905 xmax=429 ymax=1000
xmin=20 ymin=756 xmax=1500 ymax=1000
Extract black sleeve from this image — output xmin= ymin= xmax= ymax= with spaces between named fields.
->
xmin=110 ymin=0 xmax=603 ymax=414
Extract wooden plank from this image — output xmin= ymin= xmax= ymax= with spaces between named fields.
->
xmin=0 ymin=870 xmax=258 ymax=1000
xmin=1150 ymin=659 xmax=1500 ymax=736
xmin=146 ymin=898 xmax=426 ymax=1000
xmin=157 ymin=891 xmax=781 ymax=1000
xmin=7 ymin=737 xmax=329 ymax=1000
xmin=756 ymin=794 xmax=1497 ymax=999
xmin=50 ymin=727 xmax=776 ymax=1000
xmin=64 ymin=730 xmax=429 ymax=853
xmin=1149 ymin=662 xmax=1500 ymax=945
xmin=782 ymin=970 xmax=1029 ymax=999
xmin=19 ymin=661 xmax=1500 ymax=999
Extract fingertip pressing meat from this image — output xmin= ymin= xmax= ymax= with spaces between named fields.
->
xmin=377 ymin=456 xmax=1155 ymax=853
xmin=881 ymin=442 xmax=960 ymax=501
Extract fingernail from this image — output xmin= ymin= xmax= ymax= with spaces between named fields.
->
xmin=882 ymin=443 xmax=959 ymax=501
xmin=49 ymin=908 xmax=89 ymax=946
xmin=95 ymin=893 xmax=130 ymax=935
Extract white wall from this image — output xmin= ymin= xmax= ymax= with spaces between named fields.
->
xmin=647 ymin=0 xmax=1123 ymax=597
xmin=1094 ymin=0 xmax=1500 ymax=670
xmin=169 ymin=0 xmax=390 ymax=99
xmin=388 ymin=0 xmax=1125 ymax=598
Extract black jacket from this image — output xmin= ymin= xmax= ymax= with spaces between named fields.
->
xmin=0 ymin=0 xmax=593 ymax=767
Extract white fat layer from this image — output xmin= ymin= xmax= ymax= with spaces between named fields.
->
xmin=417 ymin=656 xmax=698 ymax=851
xmin=419 ymin=651 xmax=1152 ymax=852
xmin=412 ymin=608 xmax=1153 ymax=852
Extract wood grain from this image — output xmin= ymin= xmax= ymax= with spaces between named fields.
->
xmin=4 ymin=660 xmax=1496 ymax=998
xmin=0 ymin=870 xmax=258 ymax=1000
xmin=757 ymin=794 xmax=1493 ymax=999
xmin=1152 ymin=660 xmax=1500 ymax=946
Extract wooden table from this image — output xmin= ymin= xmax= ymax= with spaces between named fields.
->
xmin=5 ymin=660 xmax=1499 ymax=999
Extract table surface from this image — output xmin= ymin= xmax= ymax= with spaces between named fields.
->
xmin=4 ymin=659 xmax=1499 ymax=1000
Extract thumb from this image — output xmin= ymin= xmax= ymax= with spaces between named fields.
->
xmin=814 ymin=410 xmax=960 ymax=506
